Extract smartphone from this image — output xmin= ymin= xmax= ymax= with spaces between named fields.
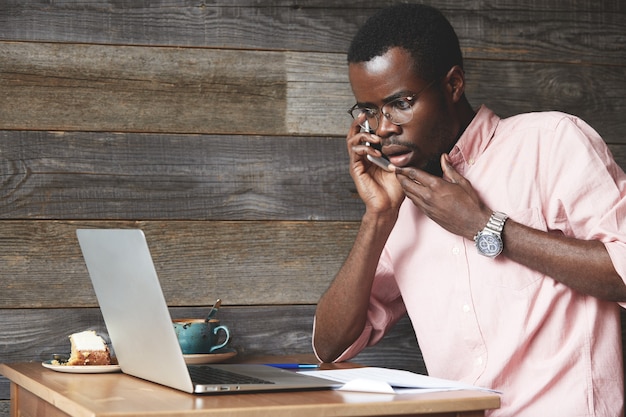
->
xmin=362 ymin=120 xmax=392 ymax=171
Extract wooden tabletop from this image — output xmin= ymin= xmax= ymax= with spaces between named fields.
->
xmin=0 ymin=361 xmax=500 ymax=417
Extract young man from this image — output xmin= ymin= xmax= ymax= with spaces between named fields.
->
xmin=313 ymin=4 xmax=626 ymax=416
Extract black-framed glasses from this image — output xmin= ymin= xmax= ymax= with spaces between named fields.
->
xmin=348 ymin=79 xmax=437 ymax=131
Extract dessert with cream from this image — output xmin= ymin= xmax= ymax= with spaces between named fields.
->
xmin=66 ymin=330 xmax=111 ymax=366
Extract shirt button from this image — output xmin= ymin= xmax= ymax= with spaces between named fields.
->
xmin=475 ymin=357 xmax=484 ymax=366
xmin=452 ymin=246 xmax=461 ymax=255
xmin=462 ymin=304 xmax=471 ymax=313
xmin=468 ymin=158 xmax=475 ymax=165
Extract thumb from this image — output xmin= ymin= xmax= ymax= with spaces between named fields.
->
xmin=440 ymin=153 xmax=460 ymax=184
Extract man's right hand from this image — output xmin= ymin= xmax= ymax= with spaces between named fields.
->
xmin=347 ymin=119 xmax=405 ymax=216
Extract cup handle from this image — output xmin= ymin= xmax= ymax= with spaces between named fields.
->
xmin=209 ymin=325 xmax=230 ymax=352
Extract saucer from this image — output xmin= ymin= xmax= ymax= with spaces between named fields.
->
xmin=42 ymin=360 xmax=121 ymax=374
xmin=183 ymin=348 xmax=237 ymax=364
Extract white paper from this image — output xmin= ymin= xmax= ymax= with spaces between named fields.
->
xmin=299 ymin=367 xmax=500 ymax=395
xmin=340 ymin=378 xmax=396 ymax=394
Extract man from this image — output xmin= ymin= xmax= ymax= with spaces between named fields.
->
xmin=313 ymin=4 xmax=626 ymax=416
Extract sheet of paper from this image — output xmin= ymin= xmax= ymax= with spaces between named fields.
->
xmin=299 ymin=367 xmax=500 ymax=395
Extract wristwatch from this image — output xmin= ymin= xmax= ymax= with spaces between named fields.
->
xmin=474 ymin=211 xmax=508 ymax=258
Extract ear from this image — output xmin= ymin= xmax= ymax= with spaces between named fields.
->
xmin=443 ymin=65 xmax=466 ymax=103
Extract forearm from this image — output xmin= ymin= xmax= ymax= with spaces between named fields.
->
xmin=502 ymin=220 xmax=626 ymax=302
xmin=314 ymin=211 xmax=396 ymax=362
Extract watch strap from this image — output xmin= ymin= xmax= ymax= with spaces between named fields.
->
xmin=483 ymin=211 xmax=508 ymax=235
xmin=474 ymin=211 xmax=508 ymax=258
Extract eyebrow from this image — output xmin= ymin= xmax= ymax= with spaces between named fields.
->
xmin=356 ymin=90 xmax=415 ymax=108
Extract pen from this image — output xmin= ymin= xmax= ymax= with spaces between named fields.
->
xmin=265 ymin=363 xmax=320 ymax=369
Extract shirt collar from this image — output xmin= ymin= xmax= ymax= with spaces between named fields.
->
xmin=448 ymin=105 xmax=500 ymax=172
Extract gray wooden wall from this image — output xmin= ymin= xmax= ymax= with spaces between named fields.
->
xmin=1 ymin=1 xmax=624 ymax=415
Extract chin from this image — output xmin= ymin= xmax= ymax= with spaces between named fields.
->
xmin=423 ymin=159 xmax=443 ymax=177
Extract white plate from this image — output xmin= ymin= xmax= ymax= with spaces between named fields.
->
xmin=42 ymin=360 xmax=121 ymax=374
xmin=183 ymin=348 xmax=237 ymax=364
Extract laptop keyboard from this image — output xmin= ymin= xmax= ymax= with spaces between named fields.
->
xmin=188 ymin=366 xmax=275 ymax=385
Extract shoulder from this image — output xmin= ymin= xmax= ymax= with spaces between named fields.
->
xmin=500 ymin=110 xmax=590 ymax=133
xmin=496 ymin=110 xmax=605 ymax=149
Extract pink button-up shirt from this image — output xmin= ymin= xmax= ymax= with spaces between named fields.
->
xmin=317 ymin=106 xmax=626 ymax=416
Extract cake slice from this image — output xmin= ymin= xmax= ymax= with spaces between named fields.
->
xmin=66 ymin=330 xmax=111 ymax=365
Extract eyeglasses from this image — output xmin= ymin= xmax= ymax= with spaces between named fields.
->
xmin=348 ymin=79 xmax=437 ymax=132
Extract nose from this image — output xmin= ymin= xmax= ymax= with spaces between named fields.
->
xmin=374 ymin=113 xmax=402 ymax=138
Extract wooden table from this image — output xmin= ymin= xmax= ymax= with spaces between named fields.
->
xmin=0 ymin=361 xmax=500 ymax=417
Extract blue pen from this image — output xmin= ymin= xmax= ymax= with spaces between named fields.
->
xmin=265 ymin=363 xmax=319 ymax=369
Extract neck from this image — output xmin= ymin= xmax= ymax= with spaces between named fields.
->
xmin=455 ymin=96 xmax=476 ymax=138
xmin=425 ymin=97 xmax=476 ymax=177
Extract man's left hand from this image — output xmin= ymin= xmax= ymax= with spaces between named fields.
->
xmin=394 ymin=154 xmax=492 ymax=240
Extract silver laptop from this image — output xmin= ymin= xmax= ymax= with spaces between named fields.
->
xmin=76 ymin=228 xmax=339 ymax=394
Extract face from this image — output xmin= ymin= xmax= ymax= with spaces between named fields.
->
xmin=348 ymin=47 xmax=461 ymax=174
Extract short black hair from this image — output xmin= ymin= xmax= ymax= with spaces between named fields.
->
xmin=347 ymin=4 xmax=463 ymax=81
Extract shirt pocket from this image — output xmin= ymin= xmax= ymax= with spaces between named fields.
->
xmin=481 ymin=207 xmax=548 ymax=291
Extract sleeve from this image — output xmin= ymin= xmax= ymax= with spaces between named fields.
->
xmin=542 ymin=115 xmax=626 ymax=286
xmin=313 ymin=247 xmax=407 ymax=363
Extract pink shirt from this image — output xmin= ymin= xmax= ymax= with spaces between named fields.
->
xmin=317 ymin=106 xmax=626 ymax=416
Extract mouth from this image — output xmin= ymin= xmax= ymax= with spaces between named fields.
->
xmin=382 ymin=144 xmax=414 ymax=168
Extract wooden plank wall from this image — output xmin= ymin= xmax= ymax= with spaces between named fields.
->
xmin=0 ymin=1 xmax=624 ymax=414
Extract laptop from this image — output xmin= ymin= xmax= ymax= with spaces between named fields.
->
xmin=76 ymin=228 xmax=339 ymax=394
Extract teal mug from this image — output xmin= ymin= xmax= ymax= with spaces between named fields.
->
xmin=173 ymin=318 xmax=230 ymax=354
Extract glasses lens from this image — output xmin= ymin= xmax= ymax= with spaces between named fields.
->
xmin=350 ymin=107 xmax=378 ymax=131
xmin=382 ymin=97 xmax=414 ymax=126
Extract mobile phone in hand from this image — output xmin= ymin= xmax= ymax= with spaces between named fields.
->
xmin=362 ymin=120 xmax=392 ymax=171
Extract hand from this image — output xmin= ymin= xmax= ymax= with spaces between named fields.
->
xmin=347 ymin=119 xmax=404 ymax=215
xmin=395 ymin=154 xmax=492 ymax=239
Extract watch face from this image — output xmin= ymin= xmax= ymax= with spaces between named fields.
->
xmin=477 ymin=233 xmax=503 ymax=257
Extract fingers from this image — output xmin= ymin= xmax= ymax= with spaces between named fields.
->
xmin=395 ymin=154 xmax=463 ymax=186
xmin=347 ymin=121 xmax=392 ymax=173
xmin=394 ymin=166 xmax=427 ymax=187
xmin=441 ymin=153 xmax=460 ymax=184
xmin=347 ymin=117 xmax=364 ymax=140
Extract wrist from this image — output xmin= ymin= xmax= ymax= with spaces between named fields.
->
xmin=474 ymin=211 xmax=508 ymax=258
xmin=362 ymin=209 xmax=398 ymax=233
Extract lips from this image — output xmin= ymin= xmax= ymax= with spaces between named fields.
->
xmin=382 ymin=144 xmax=413 ymax=167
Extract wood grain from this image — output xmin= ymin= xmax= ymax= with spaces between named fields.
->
xmin=1 ymin=134 xmax=625 ymax=222
xmin=0 ymin=131 xmax=362 ymax=221
xmin=1 ymin=42 xmax=623 ymax=142
xmin=0 ymin=42 xmax=289 ymax=135
xmin=0 ymin=220 xmax=358 ymax=308
xmin=465 ymin=61 xmax=626 ymax=146
xmin=0 ymin=1 xmax=622 ymax=65
xmin=2 ymin=362 xmax=500 ymax=416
